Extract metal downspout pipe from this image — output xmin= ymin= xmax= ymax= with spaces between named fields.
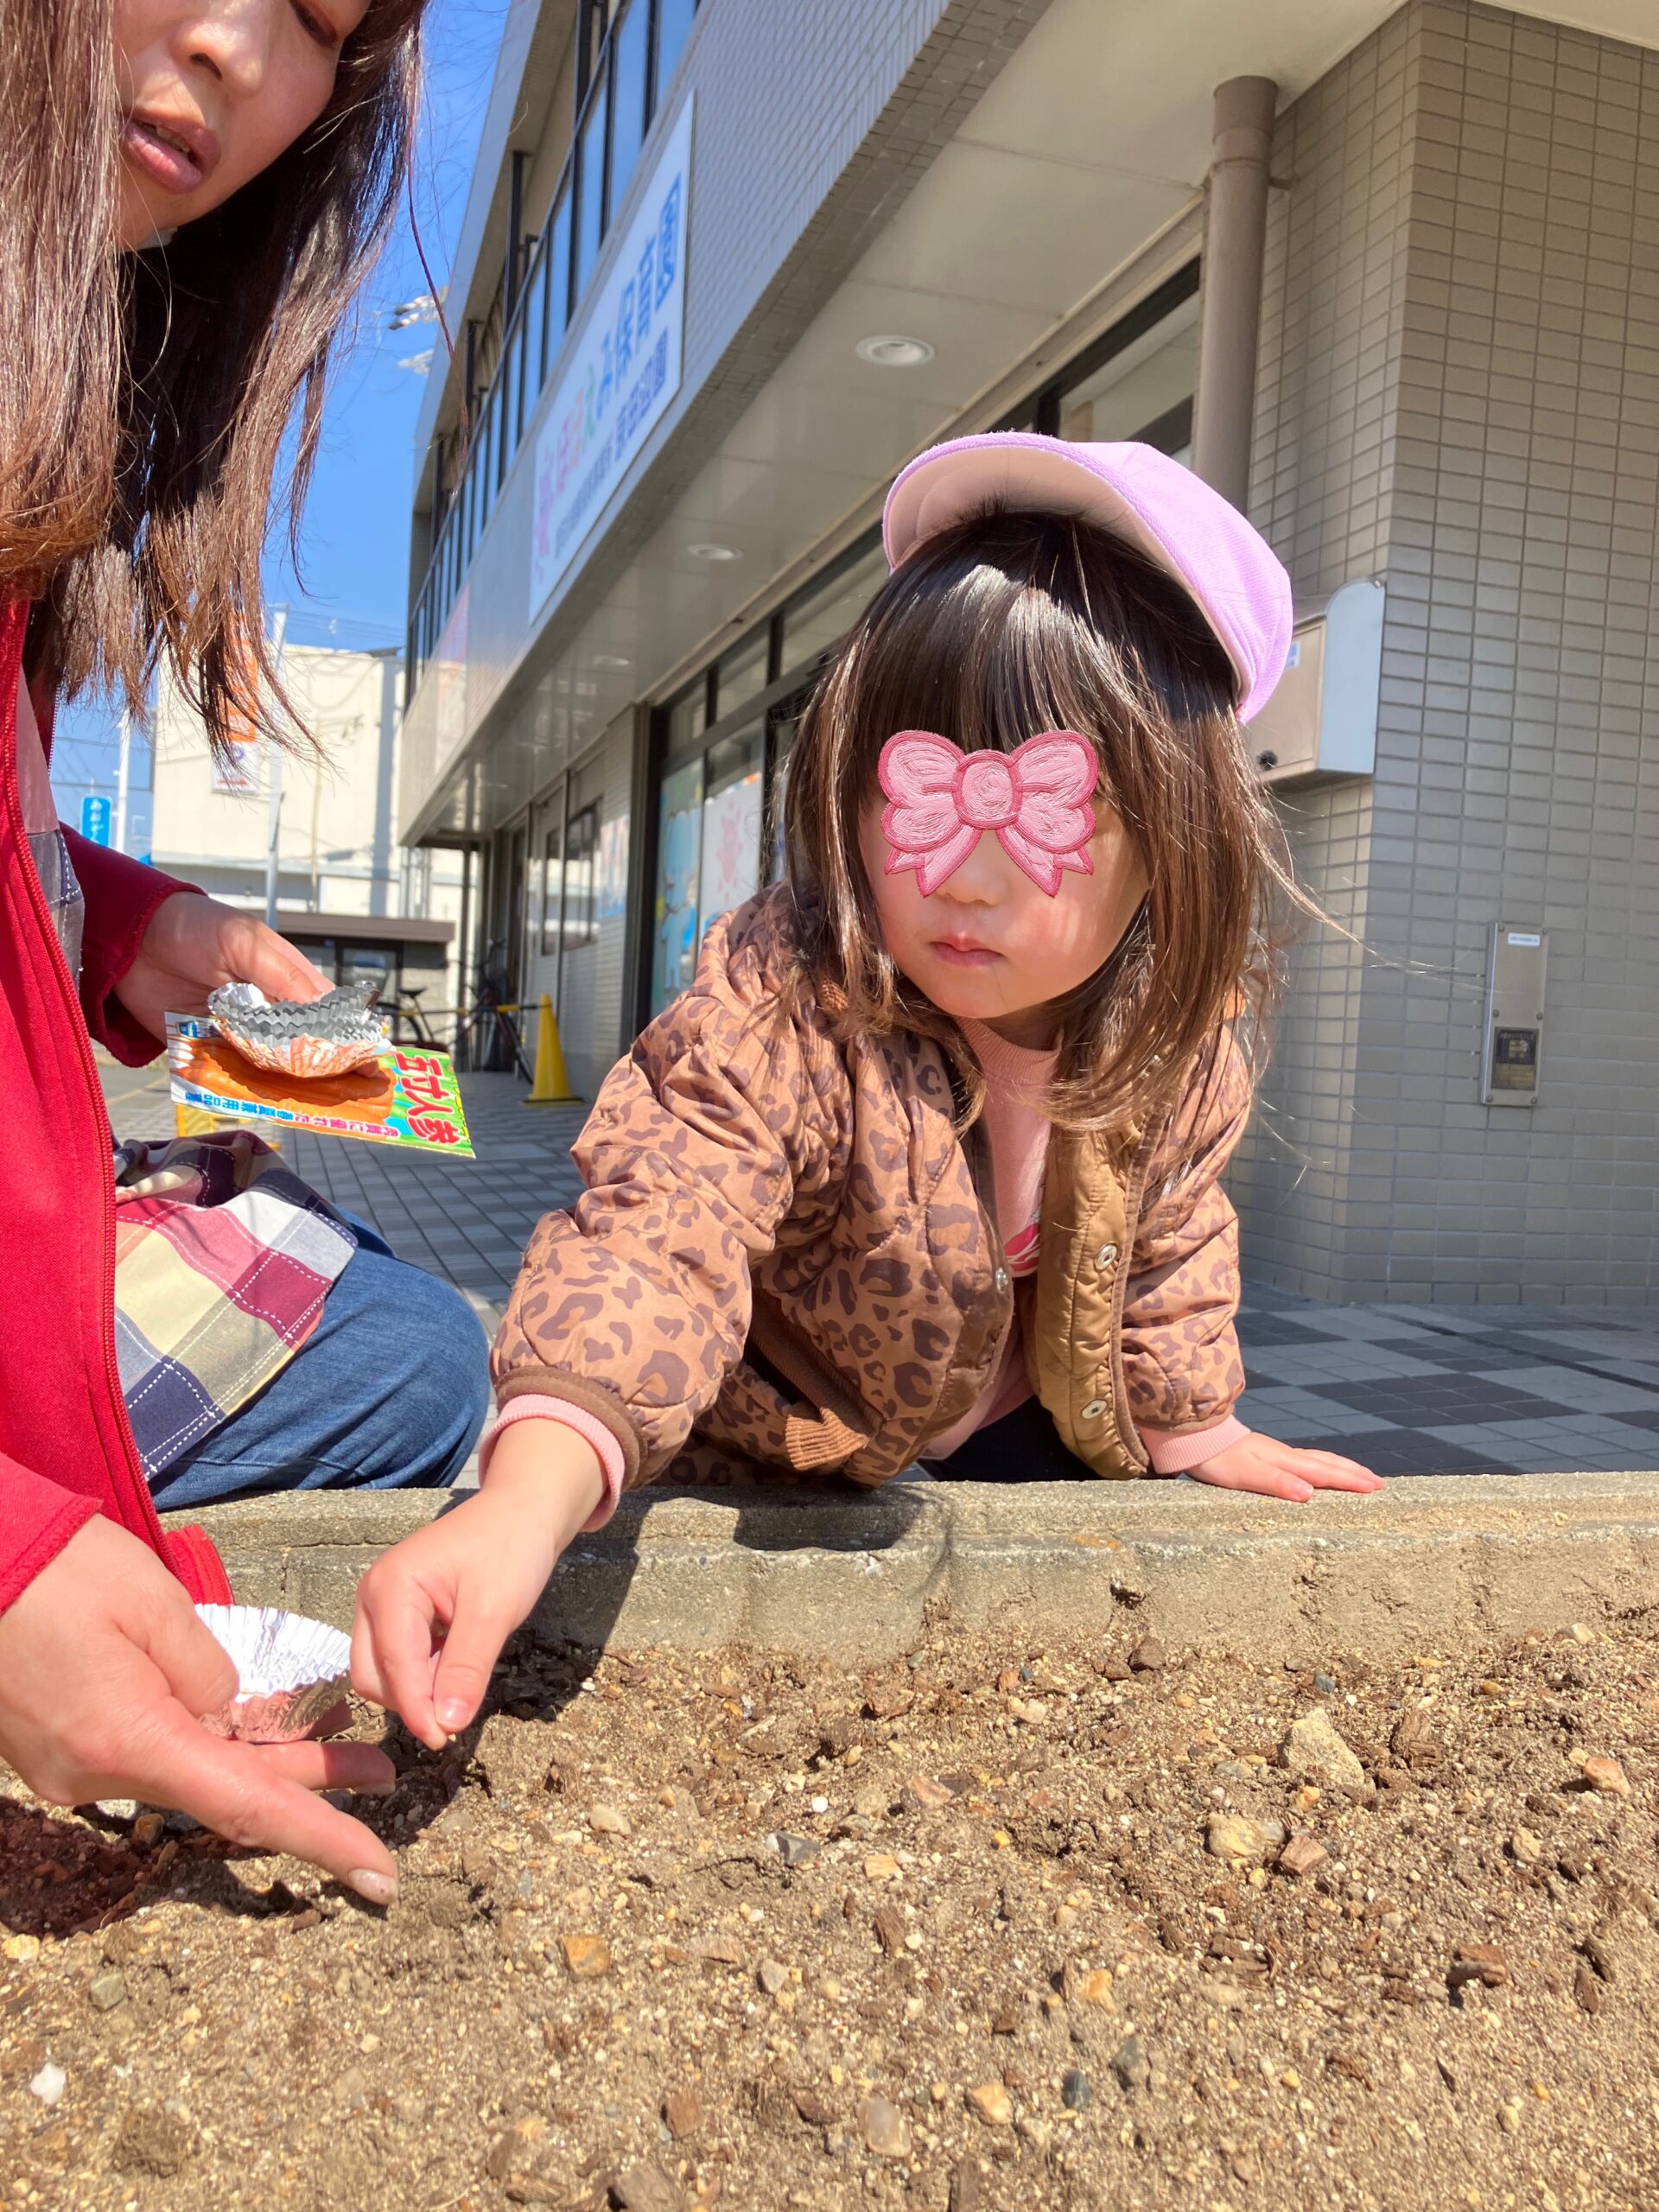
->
xmin=1192 ymin=75 xmax=1279 ymax=510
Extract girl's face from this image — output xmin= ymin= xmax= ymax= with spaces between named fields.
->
xmin=115 ymin=0 xmax=369 ymax=250
xmin=858 ymin=785 xmax=1150 ymax=1047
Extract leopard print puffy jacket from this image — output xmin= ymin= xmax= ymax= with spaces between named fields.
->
xmin=493 ymin=890 xmax=1249 ymax=1493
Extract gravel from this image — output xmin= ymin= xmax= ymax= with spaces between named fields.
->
xmin=3 ymin=1623 xmax=1659 ymax=2209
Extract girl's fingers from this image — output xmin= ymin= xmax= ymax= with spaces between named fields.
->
xmin=359 ymin=1582 xmax=446 ymax=1751
xmin=1281 ymin=1449 xmax=1383 ymax=1493
xmin=429 ymin=1601 xmax=514 ymax=1738
xmin=349 ymin=1611 xmax=392 ymax=1713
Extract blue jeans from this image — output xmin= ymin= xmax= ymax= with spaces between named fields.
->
xmin=149 ymin=1221 xmax=491 ymax=1511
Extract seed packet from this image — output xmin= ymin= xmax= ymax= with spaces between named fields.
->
xmin=167 ymin=1009 xmax=474 ymax=1157
xmin=194 ymin=1605 xmax=353 ymax=1744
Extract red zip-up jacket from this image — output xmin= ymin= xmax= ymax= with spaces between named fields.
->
xmin=0 ymin=599 xmax=231 ymax=1614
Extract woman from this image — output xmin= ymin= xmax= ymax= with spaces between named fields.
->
xmin=0 ymin=0 xmax=488 ymax=1904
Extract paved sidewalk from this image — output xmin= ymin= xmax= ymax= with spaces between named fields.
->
xmin=102 ymin=1058 xmax=1659 ymax=1478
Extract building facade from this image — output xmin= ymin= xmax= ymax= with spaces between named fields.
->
xmin=398 ymin=0 xmax=1659 ymax=1306
xmin=152 ymin=642 xmax=461 ymax=1015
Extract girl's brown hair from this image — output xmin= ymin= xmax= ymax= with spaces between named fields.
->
xmin=785 ymin=505 xmax=1298 ymax=1134
xmin=2 ymin=0 xmax=423 ymax=748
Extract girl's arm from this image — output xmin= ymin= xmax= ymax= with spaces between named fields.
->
xmin=1123 ymin=1032 xmax=1381 ymax=1501
xmin=353 ymin=909 xmax=843 ymax=1739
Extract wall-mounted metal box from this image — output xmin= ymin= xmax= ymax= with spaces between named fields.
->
xmin=1248 ymin=577 xmax=1385 ymax=786
xmin=1481 ymin=925 xmax=1547 ymax=1107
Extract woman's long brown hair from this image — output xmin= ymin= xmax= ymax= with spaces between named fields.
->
xmin=0 ymin=0 xmax=423 ymax=749
xmin=785 ymin=506 xmax=1301 ymax=1136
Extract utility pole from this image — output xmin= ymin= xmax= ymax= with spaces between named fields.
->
xmin=263 ymin=605 xmax=289 ymax=927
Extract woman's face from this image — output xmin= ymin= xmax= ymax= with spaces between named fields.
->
xmin=114 ymin=0 xmax=371 ymax=250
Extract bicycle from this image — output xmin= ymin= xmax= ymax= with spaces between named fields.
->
xmin=453 ymin=946 xmax=535 ymax=1083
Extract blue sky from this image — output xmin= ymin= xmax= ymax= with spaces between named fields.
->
xmin=51 ymin=0 xmax=508 ymax=842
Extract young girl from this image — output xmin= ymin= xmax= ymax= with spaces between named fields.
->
xmin=353 ymin=433 xmax=1383 ymax=1750
xmin=0 ymin=0 xmax=486 ymax=1906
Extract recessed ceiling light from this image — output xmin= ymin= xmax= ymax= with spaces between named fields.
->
xmin=593 ymin=652 xmax=632 ymax=668
xmin=687 ymin=542 xmax=741 ymax=563
xmin=856 ymin=334 xmax=935 ymax=369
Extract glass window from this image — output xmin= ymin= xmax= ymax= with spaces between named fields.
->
xmin=522 ymin=237 xmax=548 ymax=421
xmin=698 ymin=726 xmax=763 ymax=924
xmin=713 ymin=627 xmax=768 ymax=721
xmin=340 ymin=945 xmax=396 ymax=998
xmin=574 ymin=73 xmax=610 ymax=301
xmin=564 ymin=801 xmax=601 ymax=949
xmin=540 ymin=815 xmax=564 ymax=957
xmin=499 ymin=339 xmax=518 ymax=477
xmin=545 ymin=179 xmax=575 ymax=349
xmin=779 ymin=536 xmax=886 ymax=674
xmin=651 ymin=755 xmax=703 ymax=1013
xmin=608 ymin=0 xmax=650 ymax=215
xmin=654 ymin=0 xmax=696 ymax=105
xmin=1055 ymin=288 xmax=1198 ymax=460
xmin=664 ymin=680 xmax=706 ymax=758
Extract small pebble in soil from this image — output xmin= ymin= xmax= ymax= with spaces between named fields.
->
xmin=859 ymin=2093 xmax=910 ymax=2158
xmin=588 ymin=1802 xmax=632 ymax=1836
xmin=1281 ymin=1707 xmax=1370 ymax=1796
xmin=1577 ymin=1754 xmax=1630 ymax=1796
xmin=1449 ymin=1942 xmax=1509 ymax=1990
xmin=967 ymin=2082 xmax=1014 ymax=2126
xmin=1062 ymin=2069 xmax=1092 ymax=2111
xmin=1510 ymin=1827 xmax=1542 ymax=1865
xmin=562 ymin=1934 xmax=612 ymax=1979
xmin=767 ymin=1832 xmax=821 ymax=1868
xmin=1112 ymin=2035 xmax=1150 ymax=2094
xmin=29 ymin=2062 xmax=66 ymax=2106
xmin=1205 ymin=1813 xmax=1269 ymax=1865
xmin=1128 ymin=1635 xmax=1166 ymax=1673
xmin=1277 ymin=1833 xmax=1328 ymax=1878
xmin=663 ymin=2088 xmax=702 ymax=2139
xmin=88 ymin=1969 xmax=127 ymax=2012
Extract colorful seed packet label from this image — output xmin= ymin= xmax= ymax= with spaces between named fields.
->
xmin=166 ymin=1014 xmax=476 ymax=1158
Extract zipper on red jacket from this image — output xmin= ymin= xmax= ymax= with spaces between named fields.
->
xmin=0 ymin=626 xmax=177 ymax=1571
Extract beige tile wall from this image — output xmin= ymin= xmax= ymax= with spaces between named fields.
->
xmin=1230 ymin=0 xmax=1659 ymax=1307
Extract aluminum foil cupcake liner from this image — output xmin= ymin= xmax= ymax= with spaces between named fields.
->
xmin=195 ymin=1604 xmax=353 ymax=1745
xmin=208 ymin=981 xmax=390 ymax=1081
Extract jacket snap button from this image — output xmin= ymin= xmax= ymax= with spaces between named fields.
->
xmin=1095 ymin=1243 xmax=1118 ymax=1268
xmin=1081 ymin=1398 xmax=1106 ymax=1420
xmin=994 ymin=1267 xmax=1009 ymax=1294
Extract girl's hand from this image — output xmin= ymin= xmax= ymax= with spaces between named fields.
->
xmin=351 ymin=1426 xmax=605 ymax=1750
xmin=115 ymin=891 xmax=331 ymax=1041
xmin=0 ymin=1517 xmax=398 ymax=1903
xmin=1185 ymin=1433 xmax=1383 ymax=1503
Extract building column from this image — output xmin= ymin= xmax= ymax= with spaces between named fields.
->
xmin=1192 ymin=75 xmax=1277 ymax=509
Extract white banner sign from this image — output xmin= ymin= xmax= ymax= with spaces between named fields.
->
xmin=529 ymin=97 xmax=693 ymax=617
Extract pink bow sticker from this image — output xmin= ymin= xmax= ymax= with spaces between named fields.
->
xmin=877 ymin=730 xmax=1097 ymax=897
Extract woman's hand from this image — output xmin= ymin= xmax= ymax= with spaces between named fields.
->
xmin=0 ymin=1517 xmax=398 ymax=1902
xmin=1185 ymin=1432 xmax=1383 ymax=1503
xmin=115 ymin=891 xmax=330 ymax=1041
xmin=351 ymin=1426 xmax=606 ymax=1751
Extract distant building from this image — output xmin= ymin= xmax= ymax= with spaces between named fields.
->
xmin=151 ymin=641 xmax=461 ymax=1024
xmin=396 ymin=0 xmax=1659 ymax=1308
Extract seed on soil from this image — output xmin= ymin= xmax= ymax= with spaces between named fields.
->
xmin=1111 ymin=2035 xmax=1151 ymax=2093
xmin=1497 ymin=2098 xmax=1523 ymax=2135
xmin=561 ymin=1934 xmax=612 ymax=1979
xmin=1580 ymin=1935 xmax=1616 ymax=1984
xmin=872 ymin=1909 xmax=906 ymax=1958
xmin=131 ymin=1811 xmax=166 ymax=1848
xmin=1128 ymin=1635 xmax=1166 ymax=1672
xmin=1062 ymin=2069 xmax=1092 ymax=2110
xmin=859 ymin=2093 xmax=910 ymax=2158
xmin=664 ymin=2088 xmax=703 ymax=2139
xmin=1576 ymin=1754 xmax=1630 ymax=1796
xmin=967 ymin=2082 xmax=1014 ymax=2126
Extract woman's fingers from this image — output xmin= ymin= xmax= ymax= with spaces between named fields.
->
xmin=253 ymin=1738 xmax=397 ymax=1796
xmin=125 ymin=1703 xmax=397 ymax=1904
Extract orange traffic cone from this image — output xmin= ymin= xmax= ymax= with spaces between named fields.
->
xmin=524 ymin=994 xmax=580 ymax=1104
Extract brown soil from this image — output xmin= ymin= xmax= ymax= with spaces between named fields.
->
xmin=3 ymin=1622 xmax=1657 ymax=2212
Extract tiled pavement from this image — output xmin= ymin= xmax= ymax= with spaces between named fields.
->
xmin=100 ymin=1058 xmax=1659 ymax=1478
